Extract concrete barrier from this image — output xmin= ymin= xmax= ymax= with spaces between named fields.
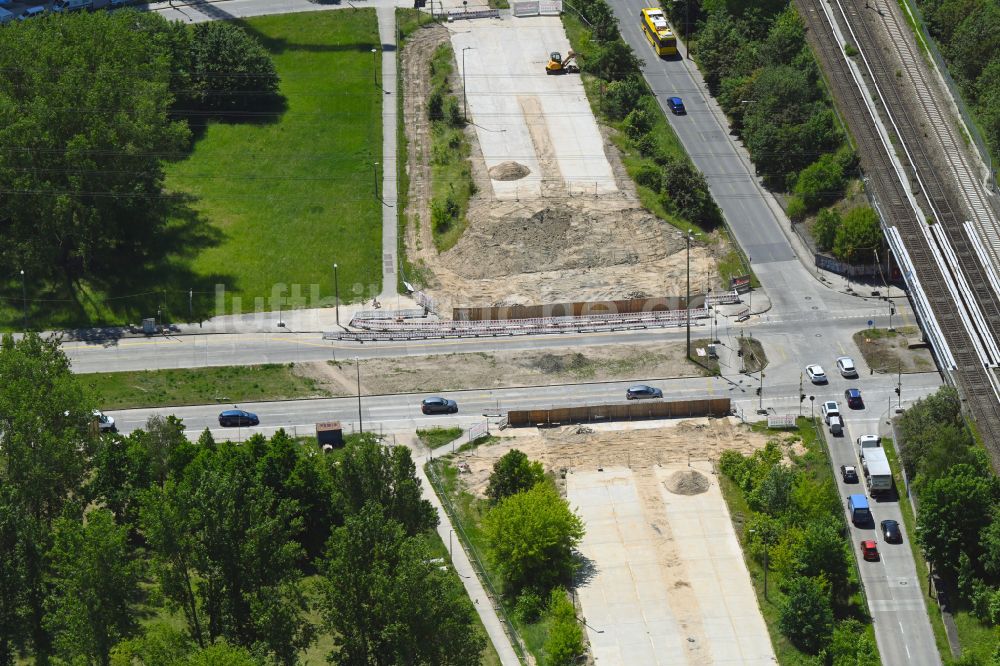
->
xmin=506 ymin=398 xmax=732 ymax=427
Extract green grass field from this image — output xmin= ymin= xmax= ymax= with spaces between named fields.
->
xmin=167 ymin=11 xmax=383 ymax=317
xmin=82 ymin=363 xmax=330 ymax=410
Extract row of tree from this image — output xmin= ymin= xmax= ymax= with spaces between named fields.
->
xmin=0 ymin=333 xmax=484 ymax=665
xmin=916 ymin=0 xmax=1000 ymax=163
xmin=568 ymin=0 xmax=722 ymax=229
xmin=0 ymin=11 xmax=279 ymax=298
xmin=719 ymin=438 xmax=879 ymax=662
xmin=897 ymin=388 xmax=1000 ymax=639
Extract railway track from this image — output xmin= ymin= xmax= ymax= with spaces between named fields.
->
xmin=795 ymin=0 xmax=1000 ymax=465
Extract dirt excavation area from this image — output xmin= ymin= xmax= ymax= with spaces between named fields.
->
xmin=401 ymin=22 xmax=723 ymax=313
xmin=450 ymin=419 xmax=779 ymax=665
xmin=293 ymin=340 xmax=708 ymax=396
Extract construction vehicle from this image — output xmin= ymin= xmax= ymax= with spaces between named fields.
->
xmin=545 ymin=50 xmax=580 ymax=75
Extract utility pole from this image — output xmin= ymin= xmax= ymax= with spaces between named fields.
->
xmin=758 ymin=369 xmax=764 ymax=412
xmin=896 ymin=362 xmax=902 ymax=411
xmin=356 ymin=358 xmax=363 ymax=434
xmin=372 ymin=161 xmax=379 ymax=200
xmin=462 ymin=46 xmax=473 ymax=123
xmin=333 ymin=262 xmax=340 ymax=326
xmin=888 ymin=301 xmax=895 ymax=332
xmin=799 ymin=373 xmax=804 ymax=416
xmin=19 ymin=269 xmax=27 ymax=332
xmin=686 ymin=230 xmax=692 ymax=360
xmin=371 ymin=47 xmax=378 ymax=86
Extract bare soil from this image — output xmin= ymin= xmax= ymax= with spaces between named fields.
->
xmin=400 ymin=25 xmax=722 ymax=313
xmin=449 ymin=418 xmax=785 ymax=500
xmin=852 ymin=325 xmax=936 ymax=373
xmin=292 ymin=340 xmax=710 ymax=396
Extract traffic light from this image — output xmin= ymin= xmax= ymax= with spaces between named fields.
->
xmin=800 ymin=394 xmax=806 ymax=402
xmin=895 ymin=386 xmax=900 ymax=395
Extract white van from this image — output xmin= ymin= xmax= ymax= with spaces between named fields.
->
xmin=53 ymin=0 xmax=92 ymax=11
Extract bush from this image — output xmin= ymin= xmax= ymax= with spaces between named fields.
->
xmin=428 ymin=89 xmax=444 ymax=121
xmin=602 ymin=76 xmax=644 ymax=120
xmin=794 ymin=152 xmax=847 ymax=210
xmin=586 ymin=40 xmax=641 ymax=82
xmin=444 ymin=95 xmax=463 ymax=127
xmin=623 ymin=107 xmax=653 ymax=141
xmin=778 ymin=575 xmax=833 ymax=653
xmin=833 ymin=206 xmax=882 ymax=263
xmin=542 ymin=589 xmax=584 ymax=666
xmin=633 ymin=162 xmax=663 ymax=192
xmin=514 ymin=589 xmax=545 ymax=623
xmin=786 ymin=196 xmax=807 ymax=222
xmin=813 ymin=208 xmax=840 ymax=251
xmin=659 ymin=156 xmax=722 ymax=227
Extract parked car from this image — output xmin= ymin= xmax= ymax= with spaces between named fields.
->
xmin=881 ymin=519 xmax=903 ymax=544
xmin=860 ymin=540 xmax=880 ymax=561
xmin=806 ymin=364 xmax=828 ymax=383
xmin=821 ymin=400 xmax=840 ymax=424
xmin=667 ymin=97 xmax=686 ymax=115
xmin=626 ymin=384 xmax=663 ymax=400
xmin=218 ymin=409 xmax=259 ymax=427
xmin=421 ymin=397 xmax=458 ymax=414
xmin=93 ymin=410 xmax=117 ymax=433
xmin=836 ymin=356 xmax=858 ymax=377
xmin=844 ymin=388 xmax=864 ymax=409
xmin=18 ymin=6 xmax=46 ymax=20
xmin=841 ymin=464 xmax=859 ymax=483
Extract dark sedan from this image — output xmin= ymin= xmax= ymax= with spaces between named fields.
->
xmin=218 ymin=409 xmax=259 ymax=427
xmin=881 ymin=519 xmax=903 ymax=544
xmin=421 ymin=397 xmax=458 ymax=415
xmin=845 ymin=388 xmax=864 ymax=409
xmin=667 ymin=96 xmax=686 ymax=115
xmin=626 ymin=385 xmax=663 ymax=400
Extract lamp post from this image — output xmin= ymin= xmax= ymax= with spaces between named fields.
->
xmin=758 ymin=370 xmax=764 ymax=412
xmin=19 ymin=269 xmax=27 ymax=332
xmin=356 ymin=358 xmax=363 ymax=435
xmin=462 ymin=47 xmax=473 ymax=123
xmin=372 ymin=161 xmax=379 ymax=200
xmin=333 ymin=263 xmax=340 ymax=326
xmin=686 ymin=229 xmax=692 ymax=360
xmin=371 ymin=47 xmax=378 ymax=86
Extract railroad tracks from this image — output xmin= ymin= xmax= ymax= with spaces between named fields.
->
xmin=795 ymin=0 xmax=1000 ymax=466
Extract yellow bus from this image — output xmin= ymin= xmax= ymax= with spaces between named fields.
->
xmin=640 ymin=7 xmax=678 ymax=57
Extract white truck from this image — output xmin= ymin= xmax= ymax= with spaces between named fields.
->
xmin=863 ymin=447 xmax=892 ymax=495
xmin=857 ymin=434 xmax=880 ymax=459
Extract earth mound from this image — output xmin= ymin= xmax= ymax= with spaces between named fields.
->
xmin=489 ymin=161 xmax=531 ymax=181
xmin=665 ymin=469 xmax=710 ymax=495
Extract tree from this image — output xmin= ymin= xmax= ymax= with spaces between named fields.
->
xmin=45 ymin=510 xmax=139 ymax=666
xmin=586 ymin=40 xmax=641 ymax=82
xmin=813 ymin=208 xmax=841 ymax=252
xmin=947 ymin=1 xmax=1000 ymax=85
xmin=695 ymin=11 xmax=750 ymax=93
xmin=486 ymin=449 xmax=545 ymax=504
xmin=333 ymin=436 xmax=437 ymax=536
xmin=188 ymin=21 xmax=280 ymax=114
xmin=0 ymin=333 xmax=96 ymax=661
xmin=483 ymin=482 xmax=585 ymax=594
xmin=897 ymin=386 xmax=966 ymax=475
xmin=916 ymin=459 xmax=999 ymax=577
xmin=747 ymin=464 xmax=798 ymax=515
xmin=794 ymin=152 xmax=846 ymax=210
xmin=320 ymin=503 xmax=485 ymax=666
xmin=790 ymin=519 xmax=850 ymax=593
xmin=542 ymin=589 xmax=584 ymax=666
xmin=778 ymin=575 xmax=833 ymax=653
xmin=602 ymin=76 xmax=644 ymax=121
xmin=659 ymin=156 xmax=721 ymax=227
xmin=832 ymin=206 xmax=882 ymax=264
xmin=828 ymin=619 xmax=879 ymax=666
xmin=0 ymin=12 xmax=190 ymax=288
xmin=762 ymin=7 xmax=805 ymax=67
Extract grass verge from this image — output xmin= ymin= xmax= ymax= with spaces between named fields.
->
xmin=417 ymin=426 xmax=464 ymax=449
xmin=428 ymin=43 xmax=475 ymax=252
xmin=82 ymin=363 xmax=330 ymax=410
xmin=166 ymin=11 xmax=384 ymax=316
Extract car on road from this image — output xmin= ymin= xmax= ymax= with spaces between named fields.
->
xmin=667 ymin=97 xmax=686 ymax=115
xmin=806 ymin=364 xmax=828 ymax=384
xmin=218 ymin=409 xmax=259 ymax=427
xmin=626 ymin=384 xmax=663 ymax=400
xmin=18 ymin=5 xmax=45 ymax=19
xmin=93 ymin=410 xmax=117 ymax=433
xmin=841 ymin=464 xmax=859 ymax=483
xmin=881 ymin=519 xmax=903 ymax=543
xmin=828 ymin=414 xmax=844 ymax=436
xmin=836 ymin=356 xmax=858 ymax=377
xmin=860 ymin=540 xmax=880 ymax=561
xmin=421 ymin=397 xmax=458 ymax=414
xmin=844 ymin=388 xmax=864 ymax=409
xmin=821 ymin=400 xmax=840 ymax=424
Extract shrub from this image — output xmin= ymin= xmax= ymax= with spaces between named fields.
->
xmin=794 ymin=152 xmax=847 ymax=210
xmin=444 ymin=96 xmax=463 ymax=127
xmin=786 ymin=196 xmax=807 ymax=222
xmin=586 ymin=40 xmax=641 ymax=82
xmin=514 ymin=589 xmax=545 ymax=623
xmin=428 ymin=89 xmax=444 ymax=121
xmin=602 ymin=76 xmax=644 ymax=120
xmin=542 ymin=589 xmax=584 ymax=666
xmin=778 ymin=575 xmax=833 ymax=653
xmin=833 ymin=206 xmax=881 ymax=263
xmin=813 ymin=208 xmax=840 ymax=251
xmin=633 ymin=162 xmax=663 ymax=192
xmin=623 ymin=107 xmax=653 ymax=141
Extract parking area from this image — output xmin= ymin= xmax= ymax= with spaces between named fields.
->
xmin=450 ymin=16 xmax=618 ymax=200
xmin=568 ymin=463 xmax=775 ymax=665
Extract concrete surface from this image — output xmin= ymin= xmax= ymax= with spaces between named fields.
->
xmin=569 ymin=464 xmax=774 ymax=665
xmin=451 ymin=16 xmax=617 ymax=199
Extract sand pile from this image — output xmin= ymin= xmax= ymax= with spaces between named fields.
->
xmin=489 ymin=161 xmax=531 ymax=181
xmin=665 ymin=469 xmax=710 ymax=495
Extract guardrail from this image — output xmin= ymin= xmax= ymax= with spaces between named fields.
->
xmin=352 ymin=308 xmax=428 ymax=320
xmin=447 ymin=7 xmax=501 ymax=19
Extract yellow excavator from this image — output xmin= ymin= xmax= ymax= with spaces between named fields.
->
xmin=545 ymin=50 xmax=580 ymax=75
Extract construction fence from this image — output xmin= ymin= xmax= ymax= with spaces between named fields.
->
xmin=454 ymin=294 xmax=707 ymax=321
xmin=506 ymin=397 xmax=732 ymax=427
xmin=512 ymin=0 xmax=562 ymax=16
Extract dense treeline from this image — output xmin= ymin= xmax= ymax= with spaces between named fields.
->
xmin=0 ymin=11 xmax=278 ymax=299
xmin=719 ymin=436 xmax=879 ymax=663
xmin=897 ymin=388 xmax=1000 ymax=641
xmin=0 ymin=333 xmax=484 ymax=665
xmin=917 ymin=0 xmax=1000 ymax=165
xmin=567 ymin=0 xmax=723 ymax=230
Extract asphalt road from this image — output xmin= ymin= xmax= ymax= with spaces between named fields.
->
xmin=606 ymin=5 xmax=942 ymax=664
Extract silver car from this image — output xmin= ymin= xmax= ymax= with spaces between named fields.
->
xmin=836 ymin=356 xmax=858 ymax=378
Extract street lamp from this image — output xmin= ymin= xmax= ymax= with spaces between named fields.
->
xmin=333 ymin=263 xmax=340 ymax=326
xmin=462 ymin=47 xmax=473 ymax=123
xmin=686 ymin=229 xmax=692 ymax=360
xmin=19 ymin=269 xmax=27 ymax=332
xmin=356 ymin=358 xmax=363 ymax=435
xmin=372 ymin=161 xmax=379 ymax=200
xmin=371 ymin=47 xmax=378 ymax=86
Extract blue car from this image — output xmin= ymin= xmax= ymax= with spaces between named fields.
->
xmin=218 ymin=409 xmax=259 ymax=427
xmin=844 ymin=388 xmax=864 ymax=409
xmin=667 ymin=96 xmax=686 ymax=115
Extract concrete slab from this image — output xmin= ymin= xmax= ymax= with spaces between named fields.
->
xmin=568 ymin=464 xmax=775 ymax=666
xmin=451 ymin=16 xmax=617 ymax=200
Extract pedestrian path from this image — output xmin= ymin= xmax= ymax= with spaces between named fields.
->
xmin=376 ymin=7 xmax=400 ymax=301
